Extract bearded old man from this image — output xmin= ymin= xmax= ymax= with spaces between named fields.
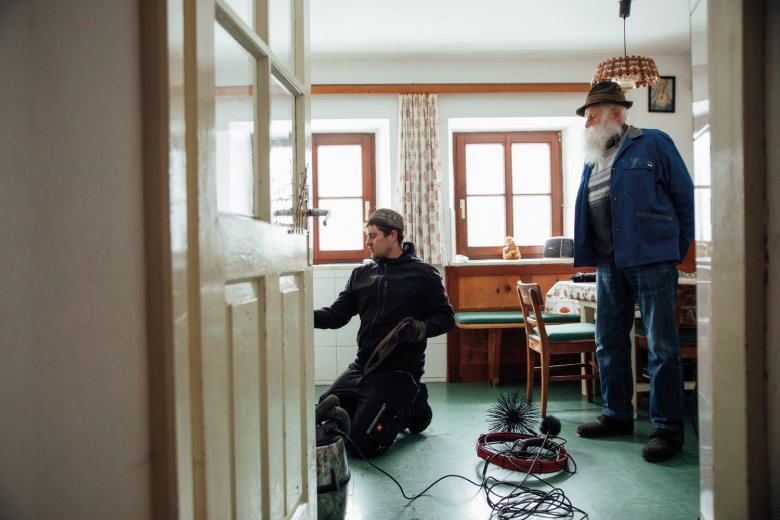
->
xmin=572 ymin=81 xmax=694 ymax=462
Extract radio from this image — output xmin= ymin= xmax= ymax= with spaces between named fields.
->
xmin=543 ymin=237 xmax=574 ymax=258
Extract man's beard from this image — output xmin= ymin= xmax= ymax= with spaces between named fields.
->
xmin=583 ymin=118 xmax=624 ymax=165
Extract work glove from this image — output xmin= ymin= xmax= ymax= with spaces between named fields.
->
xmin=396 ymin=317 xmax=427 ymax=343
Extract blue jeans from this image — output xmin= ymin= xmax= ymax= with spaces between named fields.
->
xmin=595 ymin=261 xmax=685 ymax=431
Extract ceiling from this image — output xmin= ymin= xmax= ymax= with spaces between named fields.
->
xmin=310 ymin=0 xmax=691 ymax=60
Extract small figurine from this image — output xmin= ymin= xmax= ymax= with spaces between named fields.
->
xmin=502 ymin=236 xmax=521 ymax=260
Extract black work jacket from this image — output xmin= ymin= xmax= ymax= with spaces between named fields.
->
xmin=314 ymin=243 xmax=454 ymax=377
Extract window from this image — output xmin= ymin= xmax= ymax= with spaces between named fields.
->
xmin=312 ymin=133 xmax=376 ymax=263
xmin=453 ymin=131 xmax=563 ymax=259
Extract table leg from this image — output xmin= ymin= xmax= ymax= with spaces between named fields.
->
xmin=579 ymin=304 xmax=597 ymax=396
xmin=487 ymin=329 xmax=501 ymax=388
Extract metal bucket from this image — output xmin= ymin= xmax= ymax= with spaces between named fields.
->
xmin=316 ymin=435 xmax=350 ymax=520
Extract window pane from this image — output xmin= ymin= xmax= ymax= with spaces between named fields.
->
xmin=222 ymin=0 xmax=252 ymax=29
xmin=693 ymin=130 xmax=711 ymax=186
xmin=513 ymin=195 xmax=552 ymax=245
xmin=269 ymin=0 xmax=293 ymax=68
xmin=467 ymin=196 xmax=506 ymax=247
xmin=318 ymin=198 xmax=365 ymax=251
xmin=270 ymin=75 xmax=295 ymax=226
xmin=317 ymin=145 xmax=363 ymax=198
xmin=695 ymin=187 xmax=712 ymax=243
xmin=215 ymin=22 xmax=255 ymax=216
xmin=511 ymin=143 xmax=551 ymax=194
xmin=465 ymin=144 xmax=505 ymax=195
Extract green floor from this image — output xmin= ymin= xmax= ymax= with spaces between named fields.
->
xmin=317 ymin=381 xmax=700 ymax=520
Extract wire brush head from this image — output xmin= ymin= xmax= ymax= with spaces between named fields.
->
xmin=486 ymin=393 xmax=539 ymax=434
xmin=540 ymin=415 xmax=562 ymax=437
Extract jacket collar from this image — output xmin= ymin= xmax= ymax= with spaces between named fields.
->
xmin=374 ymin=242 xmax=418 ymax=266
xmin=614 ymin=125 xmax=643 ymax=159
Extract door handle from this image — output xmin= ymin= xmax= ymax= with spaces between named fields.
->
xmin=307 ymin=208 xmax=331 ymax=226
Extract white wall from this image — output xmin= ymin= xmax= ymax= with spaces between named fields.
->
xmin=0 ymin=1 xmax=150 ymax=518
xmin=311 ymin=54 xmax=693 ymax=384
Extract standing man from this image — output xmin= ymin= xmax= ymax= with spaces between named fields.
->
xmin=572 ymin=81 xmax=694 ymax=462
xmin=314 ymin=209 xmax=454 ymax=458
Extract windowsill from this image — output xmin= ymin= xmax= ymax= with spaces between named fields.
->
xmin=447 ymin=257 xmax=574 ymax=266
xmin=314 ymin=262 xmax=364 ymax=270
xmin=313 ymin=257 xmax=576 ymax=270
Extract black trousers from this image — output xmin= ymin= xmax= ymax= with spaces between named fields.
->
xmin=319 ymin=364 xmax=419 ymax=458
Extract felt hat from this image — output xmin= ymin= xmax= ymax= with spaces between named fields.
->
xmin=367 ymin=208 xmax=404 ymax=232
xmin=576 ymin=81 xmax=633 ymax=117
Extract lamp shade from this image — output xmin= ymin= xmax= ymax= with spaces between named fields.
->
xmin=592 ymin=55 xmax=660 ymax=89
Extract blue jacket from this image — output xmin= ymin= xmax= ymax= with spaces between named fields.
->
xmin=573 ymin=126 xmax=694 ymax=268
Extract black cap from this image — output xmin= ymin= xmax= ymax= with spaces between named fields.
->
xmin=367 ymin=208 xmax=404 ymax=232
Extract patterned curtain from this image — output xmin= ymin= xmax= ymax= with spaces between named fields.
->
xmin=398 ymin=93 xmax=444 ymax=264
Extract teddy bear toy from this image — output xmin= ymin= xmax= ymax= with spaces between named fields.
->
xmin=502 ymin=236 xmax=521 ymax=260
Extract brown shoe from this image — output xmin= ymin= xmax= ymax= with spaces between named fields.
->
xmin=576 ymin=414 xmax=633 ymax=438
xmin=642 ymin=428 xmax=684 ymax=462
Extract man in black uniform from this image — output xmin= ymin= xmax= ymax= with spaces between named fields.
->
xmin=314 ymin=209 xmax=454 ymax=458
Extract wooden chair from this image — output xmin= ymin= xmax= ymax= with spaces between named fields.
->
xmin=634 ymin=280 xmax=697 ymax=400
xmin=516 ymin=281 xmax=599 ymax=417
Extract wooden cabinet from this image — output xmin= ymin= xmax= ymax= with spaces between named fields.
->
xmin=445 ymin=260 xmax=593 ymax=383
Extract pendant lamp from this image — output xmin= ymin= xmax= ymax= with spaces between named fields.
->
xmin=592 ymin=0 xmax=660 ymax=89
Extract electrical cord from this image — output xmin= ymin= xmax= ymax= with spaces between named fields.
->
xmin=331 ymin=427 xmax=588 ymax=519
xmin=334 ymin=428 xmax=484 ymax=499
xmin=362 ymin=320 xmax=409 ymax=375
xmin=479 ymin=444 xmax=587 ymax=519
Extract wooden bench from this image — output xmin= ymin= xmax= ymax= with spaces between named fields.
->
xmin=445 ymin=261 xmax=593 ymax=384
xmin=454 ymin=311 xmax=580 ymax=387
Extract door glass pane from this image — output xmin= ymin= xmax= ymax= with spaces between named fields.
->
xmin=270 ymin=75 xmax=295 ymax=226
xmin=693 ymin=130 xmax=711 ymax=186
xmin=513 ymin=195 xmax=551 ymax=245
xmin=269 ymin=0 xmax=293 ymax=68
xmin=465 ymin=144 xmax=504 ymax=195
xmin=511 ymin=143 xmax=551 ymax=194
xmin=317 ymin=198 xmax=364 ymax=251
xmin=317 ymin=145 xmax=362 ymax=198
xmin=695 ymin=187 xmax=712 ymax=243
xmin=223 ymin=0 xmax=253 ymax=30
xmin=215 ymin=22 xmax=255 ymax=216
xmin=467 ymin=196 xmax=505 ymax=247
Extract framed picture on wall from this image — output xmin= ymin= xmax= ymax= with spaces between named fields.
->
xmin=648 ymin=76 xmax=675 ymax=113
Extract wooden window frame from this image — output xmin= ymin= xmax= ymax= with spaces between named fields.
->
xmin=453 ymin=131 xmax=563 ymax=259
xmin=312 ymin=133 xmax=376 ymax=264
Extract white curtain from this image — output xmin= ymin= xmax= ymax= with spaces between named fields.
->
xmin=398 ymin=93 xmax=444 ymax=264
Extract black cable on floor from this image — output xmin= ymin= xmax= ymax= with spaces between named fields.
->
xmin=332 ymin=428 xmax=588 ymax=519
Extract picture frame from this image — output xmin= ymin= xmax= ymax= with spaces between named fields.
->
xmin=648 ymin=76 xmax=675 ymax=113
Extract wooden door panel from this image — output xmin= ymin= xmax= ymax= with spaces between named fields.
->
xmin=143 ymin=0 xmax=315 ymax=517
xmin=263 ymin=276 xmax=288 ymax=519
xmin=228 ymin=289 xmax=263 ymax=520
xmin=281 ymin=275 xmax=306 ymax=514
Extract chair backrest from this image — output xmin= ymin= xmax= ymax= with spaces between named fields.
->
xmin=516 ymin=281 xmax=549 ymax=343
xmin=676 ymin=282 xmax=697 ymax=329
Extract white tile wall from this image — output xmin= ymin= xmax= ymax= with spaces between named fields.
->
xmin=313 ymin=265 xmax=449 ymax=384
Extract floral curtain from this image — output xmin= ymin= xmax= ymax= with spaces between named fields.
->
xmin=398 ymin=93 xmax=444 ymax=264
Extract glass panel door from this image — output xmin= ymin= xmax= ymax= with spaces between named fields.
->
xmin=215 ymin=22 xmax=256 ymax=216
